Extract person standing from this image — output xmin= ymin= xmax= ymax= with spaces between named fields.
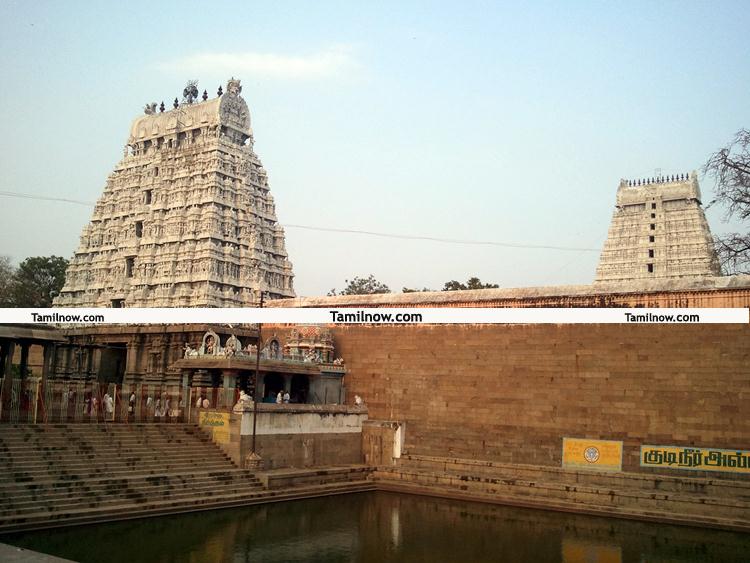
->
xmin=276 ymin=391 xmax=283 ymax=404
xmin=283 ymin=390 xmax=290 ymax=404
xmin=103 ymin=393 xmax=114 ymax=420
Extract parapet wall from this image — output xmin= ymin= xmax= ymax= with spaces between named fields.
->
xmin=274 ymin=275 xmax=750 ymax=308
xmin=235 ymin=404 xmax=368 ymax=469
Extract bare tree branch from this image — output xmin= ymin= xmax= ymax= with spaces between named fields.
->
xmin=703 ymin=129 xmax=750 ymax=273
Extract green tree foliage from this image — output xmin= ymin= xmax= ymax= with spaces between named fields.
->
xmin=329 ymin=274 xmax=390 ymax=296
xmin=11 ymin=256 xmax=69 ymax=307
xmin=402 ymin=287 xmax=433 ymax=293
xmin=704 ymin=128 xmax=750 ymax=274
xmin=0 ymin=256 xmax=15 ymax=307
xmin=442 ymin=277 xmax=499 ymax=291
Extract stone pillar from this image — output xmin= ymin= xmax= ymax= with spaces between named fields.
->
xmin=0 ymin=340 xmax=10 ymax=378
xmin=3 ymin=341 xmax=17 ymax=378
xmin=126 ymin=335 xmax=143 ymax=382
xmin=158 ymin=337 xmax=170 ymax=379
xmin=42 ymin=344 xmax=54 ymax=382
xmin=85 ymin=345 xmax=94 ymax=379
xmin=222 ymin=369 xmax=238 ymax=390
xmin=257 ymin=373 xmax=265 ymax=400
xmin=19 ymin=342 xmax=30 ymax=379
xmin=283 ymin=374 xmax=291 ymax=393
xmin=1 ymin=341 xmax=16 ymax=420
xmin=181 ymin=369 xmax=194 ymax=388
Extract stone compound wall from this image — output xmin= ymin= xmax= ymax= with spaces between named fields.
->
xmin=329 ymin=323 xmax=749 ymax=475
xmin=266 ymin=280 xmax=750 ymax=479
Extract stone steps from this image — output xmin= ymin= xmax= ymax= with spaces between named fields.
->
xmin=0 ymin=473 xmax=261 ymax=502
xmin=0 ymin=424 xmax=375 ymax=533
xmin=0 ymin=461 xmax=237 ymax=484
xmin=376 ymin=466 xmax=750 ymax=517
xmin=0 ymin=451 xmax=231 ymax=471
xmin=373 ymin=455 xmax=750 ymax=531
xmin=0 ymin=440 xmax=218 ymax=452
xmin=0 ymin=479 xmax=266 ymax=516
xmin=1 ymin=479 xmax=263 ymax=512
xmin=0 ymin=424 xmax=258 ymax=531
xmin=375 ymin=476 xmax=750 ymax=533
xmin=260 ymin=465 xmax=374 ymax=489
xmin=0 ymin=436 xmax=209 ymax=452
xmin=0 ymin=479 xmax=375 ymax=533
xmin=396 ymin=454 xmax=750 ymax=498
xmin=0 ymin=469 xmax=257 ymax=497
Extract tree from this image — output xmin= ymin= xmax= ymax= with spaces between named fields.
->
xmin=402 ymin=287 xmax=433 ymax=293
xmin=328 ymin=274 xmax=390 ymax=296
xmin=704 ymin=128 xmax=750 ymax=274
xmin=0 ymin=256 xmax=15 ymax=307
xmin=442 ymin=277 xmax=499 ymax=291
xmin=11 ymin=256 xmax=69 ymax=307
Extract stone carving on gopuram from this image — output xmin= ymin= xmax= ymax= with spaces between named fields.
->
xmin=595 ymin=172 xmax=720 ymax=283
xmin=54 ymin=78 xmax=295 ymax=307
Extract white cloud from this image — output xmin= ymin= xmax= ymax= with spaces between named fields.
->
xmin=155 ymin=46 xmax=357 ymax=79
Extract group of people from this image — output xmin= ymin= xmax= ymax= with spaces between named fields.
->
xmin=195 ymin=395 xmax=212 ymax=409
xmin=275 ymin=390 xmax=291 ymax=404
xmin=84 ymin=392 xmax=115 ymax=417
xmin=126 ymin=392 xmax=182 ymax=419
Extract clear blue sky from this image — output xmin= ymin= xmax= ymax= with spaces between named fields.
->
xmin=1 ymin=1 xmax=748 ymax=296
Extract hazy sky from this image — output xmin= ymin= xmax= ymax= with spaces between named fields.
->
xmin=0 ymin=1 xmax=748 ymax=297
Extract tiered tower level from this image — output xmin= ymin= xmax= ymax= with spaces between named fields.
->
xmin=595 ymin=172 xmax=720 ymax=283
xmin=55 ymin=79 xmax=295 ymax=307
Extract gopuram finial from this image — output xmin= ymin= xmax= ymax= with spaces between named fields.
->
xmin=159 ymin=101 xmax=165 ymax=113
xmin=183 ymin=80 xmax=199 ymax=104
xmin=202 ymin=89 xmax=208 ymax=101
xmin=173 ymin=98 xmax=179 ymax=109
xmin=217 ymin=85 xmax=223 ymax=96
xmin=226 ymin=77 xmax=242 ymax=96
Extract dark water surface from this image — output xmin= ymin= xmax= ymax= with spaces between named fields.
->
xmin=4 ymin=492 xmax=749 ymax=562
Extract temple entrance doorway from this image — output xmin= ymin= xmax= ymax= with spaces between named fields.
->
xmin=291 ymin=374 xmax=309 ymax=404
xmin=263 ymin=373 xmax=284 ymax=402
xmin=99 ymin=344 xmax=126 ymax=384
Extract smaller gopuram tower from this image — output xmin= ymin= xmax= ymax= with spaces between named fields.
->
xmin=595 ymin=172 xmax=720 ymax=283
xmin=55 ymin=78 xmax=295 ymax=307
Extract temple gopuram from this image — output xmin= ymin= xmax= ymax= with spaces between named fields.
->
xmin=596 ymin=172 xmax=720 ymax=283
xmin=54 ymin=78 xmax=294 ymax=307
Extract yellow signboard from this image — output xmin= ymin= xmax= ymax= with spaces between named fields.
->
xmin=199 ymin=411 xmax=231 ymax=444
xmin=562 ymin=437 xmax=623 ymax=472
xmin=641 ymin=445 xmax=750 ymax=474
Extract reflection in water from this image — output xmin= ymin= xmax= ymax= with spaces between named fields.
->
xmin=4 ymin=492 xmax=750 ymax=562
xmin=561 ymin=537 xmax=621 ymax=563
xmin=391 ymin=505 xmax=401 ymax=551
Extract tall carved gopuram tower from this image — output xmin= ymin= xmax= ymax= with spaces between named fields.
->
xmin=55 ymin=79 xmax=295 ymax=307
xmin=595 ymin=172 xmax=720 ymax=283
